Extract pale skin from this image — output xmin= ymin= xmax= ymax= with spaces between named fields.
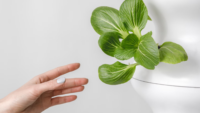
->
xmin=0 ymin=63 xmax=88 ymax=113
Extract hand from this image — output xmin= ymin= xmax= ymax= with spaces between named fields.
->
xmin=0 ymin=63 xmax=88 ymax=113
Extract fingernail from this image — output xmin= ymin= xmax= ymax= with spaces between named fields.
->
xmin=57 ymin=77 xmax=66 ymax=84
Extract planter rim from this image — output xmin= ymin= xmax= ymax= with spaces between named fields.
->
xmin=132 ymin=78 xmax=200 ymax=89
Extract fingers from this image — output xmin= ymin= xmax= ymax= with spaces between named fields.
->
xmin=37 ymin=78 xmax=88 ymax=94
xmin=53 ymin=86 xmax=84 ymax=96
xmin=36 ymin=63 xmax=80 ymax=83
xmin=51 ymin=95 xmax=77 ymax=106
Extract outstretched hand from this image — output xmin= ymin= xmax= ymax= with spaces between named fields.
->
xmin=0 ymin=63 xmax=88 ymax=113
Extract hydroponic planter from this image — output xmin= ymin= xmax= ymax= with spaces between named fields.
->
xmin=131 ymin=0 xmax=200 ymax=113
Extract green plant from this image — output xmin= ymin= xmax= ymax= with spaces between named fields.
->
xmin=91 ymin=0 xmax=188 ymax=85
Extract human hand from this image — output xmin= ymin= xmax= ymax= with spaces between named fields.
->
xmin=0 ymin=63 xmax=88 ymax=113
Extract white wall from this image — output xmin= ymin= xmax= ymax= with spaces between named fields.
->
xmin=0 ymin=0 xmax=152 ymax=113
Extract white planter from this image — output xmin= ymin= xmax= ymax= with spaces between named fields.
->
xmin=131 ymin=79 xmax=200 ymax=113
xmin=131 ymin=0 xmax=200 ymax=113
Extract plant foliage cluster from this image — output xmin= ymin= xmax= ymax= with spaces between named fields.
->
xmin=91 ymin=0 xmax=188 ymax=85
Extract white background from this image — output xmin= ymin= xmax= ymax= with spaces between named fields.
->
xmin=0 ymin=0 xmax=152 ymax=113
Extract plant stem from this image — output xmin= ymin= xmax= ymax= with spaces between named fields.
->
xmin=130 ymin=63 xmax=139 ymax=66
xmin=120 ymin=31 xmax=129 ymax=39
xmin=133 ymin=26 xmax=141 ymax=38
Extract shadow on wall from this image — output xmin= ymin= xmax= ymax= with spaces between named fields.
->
xmin=147 ymin=1 xmax=167 ymax=44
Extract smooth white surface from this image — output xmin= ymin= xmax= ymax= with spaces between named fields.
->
xmin=0 ymin=0 xmax=151 ymax=113
xmin=131 ymin=78 xmax=200 ymax=113
xmin=57 ymin=77 xmax=66 ymax=84
xmin=134 ymin=0 xmax=200 ymax=87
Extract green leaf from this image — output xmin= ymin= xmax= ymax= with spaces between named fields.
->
xmin=159 ymin=42 xmax=188 ymax=64
xmin=98 ymin=61 xmax=137 ymax=85
xmin=148 ymin=15 xmax=152 ymax=21
xmin=134 ymin=32 xmax=160 ymax=70
xmin=91 ymin=6 xmax=129 ymax=39
xmin=114 ymin=47 xmax=135 ymax=60
xmin=121 ymin=34 xmax=139 ymax=52
xmin=99 ymin=32 xmax=135 ymax=60
xmin=98 ymin=32 xmax=120 ymax=57
xmin=119 ymin=0 xmax=148 ymax=33
xmin=114 ymin=34 xmax=139 ymax=60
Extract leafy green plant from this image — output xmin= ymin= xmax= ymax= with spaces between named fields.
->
xmin=91 ymin=0 xmax=188 ymax=85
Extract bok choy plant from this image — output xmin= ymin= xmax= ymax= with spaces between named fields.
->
xmin=91 ymin=0 xmax=188 ymax=85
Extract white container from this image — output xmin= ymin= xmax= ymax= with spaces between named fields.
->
xmin=131 ymin=79 xmax=200 ymax=113
xmin=131 ymin=0 xmax=200 ymax=113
